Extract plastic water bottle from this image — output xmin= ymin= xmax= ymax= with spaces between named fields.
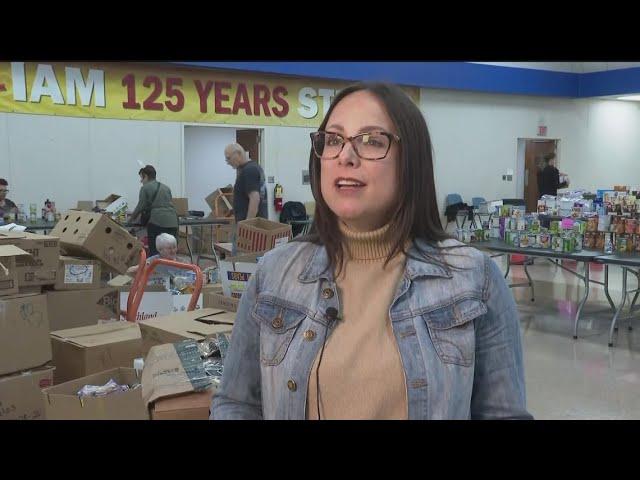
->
xmin=604 ymin=234 xmax=614 ymax=254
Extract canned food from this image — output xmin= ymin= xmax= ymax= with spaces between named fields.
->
xmin=596 ymin=233 xmax=605 ymax=250
xmin=617 ymin=235 xmax=627 ymax=253
xmin=587 ymin=216 xmax=598 ymax=232
xmin=529 ymin=234 xmax=537 ymax=248
xmin=531 ymin=219 xmax=541 ymax=234
xmin=563 ymin=236 xmax=574 ymax=253
xmin=550 ymin=221 xmax=560 ymax=234
xmin=574 ymin=235 xmax=583 ymax=252
xmin=540 ymin=233 xmax=551 ymax=249
xmin=520 ymin=234 xmax=529 ymax=248
xmin=616 ymin=219 xmax=626 ymax=235
xmin=626 ymin=219 xmax=637 ymax=235
xmin=552 ymin=235 xmax=563 ymax=252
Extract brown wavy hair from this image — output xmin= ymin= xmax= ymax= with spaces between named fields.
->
xmin=302 ymin=82 xmax=451 ymax=274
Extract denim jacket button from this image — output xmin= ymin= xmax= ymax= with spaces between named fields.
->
xmin=303 ymin=329 xmax=316 ymax=341
xmin=272 ymin=316 xmax=284 ymax=329
xmin=322 ymin=288 xmax=334 ymax=299
xmin=287 ymin=379 xmax=297 ymax=391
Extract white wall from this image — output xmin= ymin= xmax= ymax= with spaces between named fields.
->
xmin=262 ymin=126 xmax=315 ymax=220
xmin=421 ymin=89 xmax=640 ymax=225
xmin=3 ymin=90 xmax=639 ymax=224
xmin=184 ymin=126 xmax=237 ymax=214
xmin=0 ymin=112 xmax=182 ymax=213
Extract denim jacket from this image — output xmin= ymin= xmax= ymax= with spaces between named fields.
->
xmin=211 ymin=238 xmax=532 ymax=420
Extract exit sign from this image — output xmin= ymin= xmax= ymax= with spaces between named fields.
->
xmin=538 ymin=125 xmax=547 ymax=136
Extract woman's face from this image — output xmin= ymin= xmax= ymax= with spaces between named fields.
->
xmin=159 ymin=243 xmax=177 ymax=260
xmin=319 ymin=90 xmax=400 ymax=232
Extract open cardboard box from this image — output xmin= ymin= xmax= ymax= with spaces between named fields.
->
xmin=50 ymin=322 xmax=143 ymax=384
xmin=142 ymin=341 xmax=224 ymax=420
xmin=43 ymin=367 xmax=148 ymax=420
xmin=138 ymin=308 xmax=235 ymax=355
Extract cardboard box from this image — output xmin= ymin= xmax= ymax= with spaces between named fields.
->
xmin=0 ymin=293 xmax=50 ymax=376
xmin=236 ymin=218 xmax=292 ymax=253
xmin=0 ymin=244 xmax=31 ymax=296
xmin=219 ymin=252 xmax=261 ymax=299
xmin=43 ymin=367 xmax=148 ymax=420
xmin=95 ymin=194 xmax=121 ymax=210
xmin=0 ymin=366 xmax=54 ymax=420
xmin=172 ymin=198 xmax=189 ymax=217
xmin=54 ymin=256 xmax=102 ymax=290
xmin=138 ymin=308 xmax=234 ymax=355
xmin=2 ymin=232 xmax=60 ymax=288
xmin=215 ymin=224 xmax=234 ymax=243
xmin=76 ymin=201 xmax=94 ymax=212
xmin=18 ymin=286 xmax=42 ymax=295
xmin=104 ymin=197 xmax=128 ymax=215
xmin=151 ymin=390 xmax=214 ymax=420
xmin=202 ymin=284 xmax=238 ymax=312
xmin=50 ymin=322 xmax=143 ymax=384
xmin=118 ymin=290 xmax=203 ymax=322
xmin=47 ymin=288 xmax=119 ymax=331
xmin=205 ymin=186 xmax=234 ymax=218
xmin=142 ymin=342 xmax=220 ymax=419
xmin=204 ymin=292 xmax=239 ymax=312
xmin=50 ymin=211 xmax=142 ymax=274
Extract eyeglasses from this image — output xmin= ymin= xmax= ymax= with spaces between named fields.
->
xmin=310 ymin=131 xmax=400 ymax=161
xmin=0 ymin=190 xmax=9 ymax=193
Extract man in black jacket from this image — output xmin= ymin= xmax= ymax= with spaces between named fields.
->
xmin=538 ymin=153 xmax=568 ymax=197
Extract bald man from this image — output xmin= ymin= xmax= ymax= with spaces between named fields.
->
xmin=224 ymin=143 xmax=268 ymax=221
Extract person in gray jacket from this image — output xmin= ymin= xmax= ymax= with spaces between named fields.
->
xmin=130 ymin=165 xmax=178 ymax=257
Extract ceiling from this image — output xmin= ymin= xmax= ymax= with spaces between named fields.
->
xmin=471 ymin=62 xmax=640 ymax=73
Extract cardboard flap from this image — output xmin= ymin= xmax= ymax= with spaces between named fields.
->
xmin=51 ymin=322 xmax=141 ymax=347
xmin=0 ymin=244 xmax=31 ymax=258
xmin=139 ymin=309 xmax=234 ymax=340
xmin=142 ymin=342 xmax=218 ymax=406
xmin=0 ymin=231 xmax=27 ymax=240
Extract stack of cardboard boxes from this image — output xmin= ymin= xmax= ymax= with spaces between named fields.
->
xmin=0 ymin=233 xmax=58 ymax=419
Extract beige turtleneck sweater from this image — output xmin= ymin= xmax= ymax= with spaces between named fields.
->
xmin=306 ymin=223 xmax=408 ymax=420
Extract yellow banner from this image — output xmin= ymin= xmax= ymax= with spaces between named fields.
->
xmin=0 ymin=62 xmax=419 ymax=128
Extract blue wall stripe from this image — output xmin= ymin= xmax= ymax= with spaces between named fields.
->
xmin=171 ymin=62 xmax=640 ymax=99
xmin=579 ymin=67 xmax=640 ymax=97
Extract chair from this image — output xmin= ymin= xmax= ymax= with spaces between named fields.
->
xmin=445 ymin=193 xmax=469 ymax=230
xmin=471 ymin=197 xmax=486 ymax=209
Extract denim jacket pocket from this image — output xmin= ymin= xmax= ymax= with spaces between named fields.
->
xmin=252 ymin=299 xmax=307 ymax=366
xmin=422 ymin=297 xmax=487 ymax=367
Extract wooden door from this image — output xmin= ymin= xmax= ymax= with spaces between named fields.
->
xmin=524 ymin=139 xmax=557 ymax=212
xmin=236 ymin=129 xmax=261 ymax=165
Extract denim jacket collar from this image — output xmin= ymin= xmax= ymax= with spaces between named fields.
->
xmin=297 ymin=239 xmax=453 ymax=284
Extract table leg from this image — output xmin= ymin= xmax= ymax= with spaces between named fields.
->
xmin=504 ymin=254 xmax=511 ymax=279
xmin=185 ymin=225 xmax=194 ymax=264
xmin=573 ymin=261 xmax=590 ymax=339
xmin=609 ymin=267 xmax=629 ymax=347
xmin=523 ymin=260 xmax=535 ymax=302
xmin=603 ymin=264 xmax=616 ymax=312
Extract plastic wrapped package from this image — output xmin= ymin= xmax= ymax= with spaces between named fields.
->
xmin=77 ymin=378 xmax=140 ymax=399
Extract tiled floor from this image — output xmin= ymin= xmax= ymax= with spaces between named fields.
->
xmin=498 ymin=256 xmax=640 ymax=419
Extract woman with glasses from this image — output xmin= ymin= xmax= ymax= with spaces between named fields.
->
xmin=212 ymin=82 xmax=531 ymax=420
xmin=0 ymin=179 xmax=17 ymax=221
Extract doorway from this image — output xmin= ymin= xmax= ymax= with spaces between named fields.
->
xmin=236 ymin=129 xmax=261 ymax=165
xmin=517 ymin=138 xmax=559 ymax=213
